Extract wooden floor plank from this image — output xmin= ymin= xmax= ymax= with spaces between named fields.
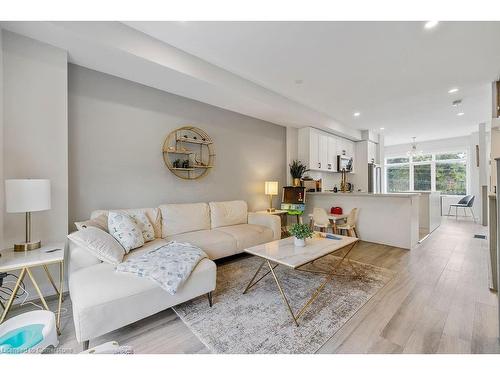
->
xmin=4 ymin=217 xmax=498 ymax=354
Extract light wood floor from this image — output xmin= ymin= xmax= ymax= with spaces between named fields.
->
xmin=7 ymin=217 xmax=499 ymax=354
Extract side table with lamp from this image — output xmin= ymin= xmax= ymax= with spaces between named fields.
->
xmin=257 ymin=183 xmax=307 ymax=237
xmin=0 ymin=179 xmax=65 ymax=334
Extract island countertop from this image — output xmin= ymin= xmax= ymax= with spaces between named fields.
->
xmin=307 ymin=191 xmax=420 ymax=198
xmin=306 ymin=191 xmax=420 ymax=249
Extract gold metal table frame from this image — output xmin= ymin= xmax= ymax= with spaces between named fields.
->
xmin=243 ymin=240 xmax=359 ymax=326
xmin=0 ymin=260 xmax=64 ymax=334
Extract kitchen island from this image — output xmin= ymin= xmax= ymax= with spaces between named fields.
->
xmin=306 ymin=192 xmax=420 ymax=250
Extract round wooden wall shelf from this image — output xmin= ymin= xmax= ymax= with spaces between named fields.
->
xmin=162 ymin=126 xmax=215 ymax=180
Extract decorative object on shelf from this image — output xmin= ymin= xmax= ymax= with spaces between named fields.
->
xmin=264 ymin=181 xmax=278 ymax=212
xmin=340 ymin=168 xmax=348 ymax=192
xmin=162 ymin=126 xmax=215 ymax=180
xmin=289 ymin=160 xmax=308 ymax=187
xmin=5 ymin=179 xmax=51 ymax=252
xmin=289 ymin=223 xmax=313 ymax=247
xmin=406 ymin=137 xmax=423 ymax=158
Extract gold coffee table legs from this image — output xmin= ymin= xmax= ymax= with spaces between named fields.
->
xmin=243 ymin=242 xmax=358 ymax=326
xmin=0 ymin=261 xmax=64 ymax=334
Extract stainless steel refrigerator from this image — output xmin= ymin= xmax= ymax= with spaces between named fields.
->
xmin=368 ymin=163 xmax=382 ymax=193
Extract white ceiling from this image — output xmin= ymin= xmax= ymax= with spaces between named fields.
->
xmin=125 ymin=21 xmax=500 ymax=145
xmin=2 ymin=21 xmax=499 ymax=146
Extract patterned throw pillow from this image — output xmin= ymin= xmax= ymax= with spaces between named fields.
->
xmin=108 ymin=211 xmax=144 ymax=253
xmin=130 ymin=213 xmax=155 ymax=242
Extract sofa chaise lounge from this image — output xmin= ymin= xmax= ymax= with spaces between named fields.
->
xmin=68 ymin=200 xmax=281 ymax=349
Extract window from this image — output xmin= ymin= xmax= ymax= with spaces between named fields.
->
xmin=412 ymin=154 xmax=432 ymax=162
xmin=385 ymin=151 xmax=467 ymax=195
xmin=413 ymin=163 xmax=431 ymax=191
xmin=387 ymin=157 xmax=409 ymax=164
xmin=435 ymin=153 xmax=466 ymax=195
xmin=387 ymin=165 xmax=410 ymax=192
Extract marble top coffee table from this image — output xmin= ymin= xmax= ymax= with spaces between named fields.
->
xmin=243 ymin=233 xmax=359 ymax=326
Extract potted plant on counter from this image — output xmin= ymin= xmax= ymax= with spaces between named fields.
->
xmin=289 ymin=160 xmax=308 ymax=187
xmin=289 ymin=223 xmax=313 ymax=247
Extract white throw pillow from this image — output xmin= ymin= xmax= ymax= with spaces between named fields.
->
xmin=67 ymin=227 xmax=124 ymax=265
xmin=130 ymin=212 xmax=155 ymax=242
xmin=108 ymin=211 xmax=144 ymax=253
xmin=74 ymin=214 xmax=109 ymax=232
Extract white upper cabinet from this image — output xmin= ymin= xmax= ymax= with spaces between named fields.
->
xmin=309 ymin=128 xmax=320 ymax=169
xmin=327 ymin=136 xmax=336 ymax=171
xmin=298 ymin=127 xmax=355 ymax=173
xmin=318 ymin=133 xmax=328 ymax=170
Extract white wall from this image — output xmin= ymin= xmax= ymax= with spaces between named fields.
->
xmin=68 ymin=64 xmax=286 ymax=227
xmin=1 ymin=31 xmax=68 ymax=300
xmin=385 ymin=136 xmax=470 ymax=158
xmin=285 ymin=127 xmax=298 ymax=186
xmin=0 ymin=28 xmax=4 ymax=248
xmin=2 ymin=31 xmax=68 ymax=246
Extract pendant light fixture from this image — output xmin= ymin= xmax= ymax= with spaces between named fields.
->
xmin=407 ymin=137 xmax=423 ymax=158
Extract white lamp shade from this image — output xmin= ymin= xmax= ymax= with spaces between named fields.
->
xmin=264 ymin=181 xmax=278 ymax=196
xmin=5 ymin=179 xmax=51 ymax=213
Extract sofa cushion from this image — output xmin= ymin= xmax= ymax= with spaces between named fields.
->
xmin=215 ymin=224 xmax=274 ymax=251
xmin=209 ymin=200 xmax=248 ymax=229
xmin=67 ymin=227 xmax=125 ymax=266
xmin=91 ymin=208 xmax=162 ymax=239
xmin=160 ymin=203 xmax=210 ymax=237
xmin=165 ymin=229 xmax=237 ymax=260
xmin=108 ymin=211 xmax=144 ymax=253
xmin=69 ymin=258 xmax=216 ymax=342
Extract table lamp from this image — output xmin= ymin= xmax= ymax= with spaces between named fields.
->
xmin=264 ymin=181 xmax=278 ymax=212
xmin=5 ymin=179 xmax=51 ymax=252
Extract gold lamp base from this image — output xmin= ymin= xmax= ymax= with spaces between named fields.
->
xmin=14 ymin=240 xmax=41 ymax=252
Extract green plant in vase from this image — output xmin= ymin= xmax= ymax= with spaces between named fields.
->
xmin=289 ymin=223 xmax=313 ymax=247
xmin=289 ymin=160 xmax=308 ymax=187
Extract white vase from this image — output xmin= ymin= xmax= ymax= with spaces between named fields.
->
xmin=294 ymin=237 xmax=306 ymax=247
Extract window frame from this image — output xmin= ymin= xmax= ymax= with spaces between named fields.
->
xmin=384 ymin=150 xmax=467 ymax=195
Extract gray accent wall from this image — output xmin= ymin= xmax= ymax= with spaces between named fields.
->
xmin=68 ymin=65 xmax=286 ymax=230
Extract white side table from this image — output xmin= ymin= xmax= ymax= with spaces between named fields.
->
xmin=0 ymin=242 xmax=65 ymax=334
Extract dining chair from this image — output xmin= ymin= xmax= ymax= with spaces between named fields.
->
xmin=336 ymin=208 xmax=359 ymax=237
xmin=311 ymin=208 xmax=332 ymax=233
xmin=448 ymin=195 xmax=476 ymax=222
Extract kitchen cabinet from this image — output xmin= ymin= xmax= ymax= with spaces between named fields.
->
xmin=327 ymin=136 xmax=336 ymax=171
xmin=318 ymin=133 xmax=328 ymax=170
xmin=309 ymin=128 xmax=320 ymax=170
xmin=298 ymin=127 xmax=356 ymax=173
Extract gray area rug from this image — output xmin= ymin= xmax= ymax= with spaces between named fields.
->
xmin=173 ymin=255 xmax=395 ymax=354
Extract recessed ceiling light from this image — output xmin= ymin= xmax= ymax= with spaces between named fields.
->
xmin=424 ymin=21 xmax=439 ymax=30
xmin=380 ymin=127 xmax=385 ymax=130
xmin=353 ymin=112 xmax=361 ymax=117
xmin=457 ymin=112 xmax=465 ymax=116
xmin=448 ymin=88 xmax=459 ymax=94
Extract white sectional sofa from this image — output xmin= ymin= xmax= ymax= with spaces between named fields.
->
xmin=68 ymin=200 xmax=281 ymax=348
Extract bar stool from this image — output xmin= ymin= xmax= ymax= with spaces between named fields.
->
xmin=336 ymin=208 xmax=359 ymax=237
